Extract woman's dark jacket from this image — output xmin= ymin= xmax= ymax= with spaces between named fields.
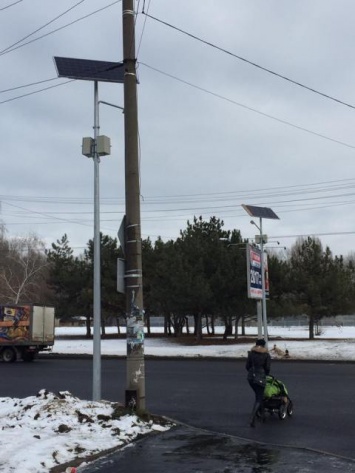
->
xmin=246 ymin=345 xmax=271 ymax=382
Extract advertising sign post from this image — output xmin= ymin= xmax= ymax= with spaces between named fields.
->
xmin=246 ymin=244 xmax=263 ymax=299
xmin=243 ymin=204 xmax=279 ymax=347
xmin=246 ymin=244 xmax=269 ymax=338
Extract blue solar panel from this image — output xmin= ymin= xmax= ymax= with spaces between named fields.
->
xmin=242 ymin=204 xmax=279 ymax=220
xmin=54 ymin=56 xmax=125 ymax=83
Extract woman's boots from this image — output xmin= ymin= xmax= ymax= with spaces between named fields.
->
xmin=250 ymin=402 xmax=265 ymax=427
xmin=249 ymin=401 xmax=260 ymax=427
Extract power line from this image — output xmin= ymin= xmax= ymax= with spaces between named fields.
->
xmin=0 ymin=0 xmax=87 ymax=55
xmin=143 ymin=12 xmax=355 ymax=111
xmin=2 ymin=42 xmax=353 ymax=153
xmin=0 ymin=79 xmax=75 ymax=105
xmin=0 ymin=177 xmax=355 ymax=205
xmin=270 ymin=231 xmax=355 ymax=240
xmin=0 ymin=1 xmax=121 ymax=56
xmin=0 ymin=77 xmax=59 ymax=94
xmin=3 ymin=199 xmax=355 ymax=251
xmin=3 ymin=201 xmax=94 ymax=228
xmin=139 ymin=62 xmax=355 ymax=150
xmin=143 ymin=182 xmax=355 ymax=205
xmin=0 ymin=0 xmax=22 ymax=11
xmin=143 ymin=178 xmax=355 ymax=201
xmin=137 ymin=0 xmax=152 ymax=57
xmin=2 ymin=178 xmax=355 ymax=234
xmin=4 ymin=182 xmax=355 ymax=224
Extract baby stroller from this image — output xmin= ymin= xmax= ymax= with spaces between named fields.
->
xmin=258 ymin=375 xmax=293 ymax=420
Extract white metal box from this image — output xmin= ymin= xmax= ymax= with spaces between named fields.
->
xmin=82 ymin=137 xmax=94 ymax=157
xmin=96 ymin=135 xmax=111 ymax=156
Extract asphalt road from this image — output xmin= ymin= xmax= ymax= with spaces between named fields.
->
xmin=1 ymin=358 xmax=355 ymax=460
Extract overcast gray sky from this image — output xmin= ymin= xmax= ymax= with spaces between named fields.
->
xmin=1 ymin=0 xmax=355 ymax=257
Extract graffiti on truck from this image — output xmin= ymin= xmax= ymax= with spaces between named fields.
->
xmin=0 ymin=305 xmax=30 ymax=342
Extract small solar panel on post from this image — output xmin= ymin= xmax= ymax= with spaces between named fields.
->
xmin=54 ymin=57 xmax=125 ymax=83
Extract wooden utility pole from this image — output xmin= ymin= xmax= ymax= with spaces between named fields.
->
xmin=122 ymin=0 xmax=145 ymax=410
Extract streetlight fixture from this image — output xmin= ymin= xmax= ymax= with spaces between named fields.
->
xmin=53 ymin=0 xmax=146 ymax=409
xmin=53 ymin=56 xmax=125 ymax=401
xmin=242 ymin=205 xmax=279 ymax=347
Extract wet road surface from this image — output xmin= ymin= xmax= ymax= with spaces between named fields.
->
xmin=80 ymin=424 xmax=355 ymax=473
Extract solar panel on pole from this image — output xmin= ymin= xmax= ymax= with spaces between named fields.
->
xmin=53 ymin=56 xmax=125 ymax=83
xmin=242 ymin=204 xmax=279 ymax=220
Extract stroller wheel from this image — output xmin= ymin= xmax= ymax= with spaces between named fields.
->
xmin=278 ymin=404 xmax=287 ymax=420
xmin=287 ymin=400 xmax=294 ymax=417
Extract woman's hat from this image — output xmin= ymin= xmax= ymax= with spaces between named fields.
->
xmin=256 ymin=338 xmax=266 ymax=346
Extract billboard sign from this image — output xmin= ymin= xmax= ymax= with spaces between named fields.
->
xmin=247 ymin=244 xmax=262 ymax=299
xmin=246 ymin=244 xmax=269 ymax=299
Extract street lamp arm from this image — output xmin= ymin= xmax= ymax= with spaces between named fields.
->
xmin=250 ymin=220 xmax=261 ymax=231
xmin=99 ymin=100 xmax=124 ymax=112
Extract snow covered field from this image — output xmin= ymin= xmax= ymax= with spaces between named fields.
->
xmin=1 ymin=325 xmax=354 ymax=473
xmin=53 ymin=325 xmax=355 ymax=361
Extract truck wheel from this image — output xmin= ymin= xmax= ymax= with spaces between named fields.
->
xmin=2 ymin=347 xmax=16 ymax=363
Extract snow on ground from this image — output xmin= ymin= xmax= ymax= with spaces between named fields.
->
xmin=0 ymin=389 xmax=172 ymax=473
xmin=53 ymin=325 xmax=355 ymax=361
xmin=1 ymin=325 xmax=355 ymax=473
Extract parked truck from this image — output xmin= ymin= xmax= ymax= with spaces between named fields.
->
xmin=0 ymin=304 xmax=55 ymax=362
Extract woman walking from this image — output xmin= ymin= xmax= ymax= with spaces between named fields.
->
xmin=246 ymin=338 xmax=271 ymax=427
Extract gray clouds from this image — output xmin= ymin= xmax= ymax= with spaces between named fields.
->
xmin=0 ymin=0 xmax=355 ymax=255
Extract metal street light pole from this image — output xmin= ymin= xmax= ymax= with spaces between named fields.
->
xmin=251 ymin=219 xmax=268 ymax=345
xmin=258 ymin=218 xmax=268 ymax=347
xmin=92 ymin=80 xmax=101 ymax=401
xmin=256 ymin=300 xmax=263 ymax=339
xmin=53 ymin=56 xmax=123 ymax=402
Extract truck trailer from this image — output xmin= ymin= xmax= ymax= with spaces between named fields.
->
xmin=0 ymin=304 xmax=55 ymax=362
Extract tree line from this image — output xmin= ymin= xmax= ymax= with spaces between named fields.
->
xmin=0 ymin=217 xmax=354 ymax=340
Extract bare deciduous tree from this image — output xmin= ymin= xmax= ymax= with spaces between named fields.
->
xmin=0 ymin=233 xmax=48 ymax=304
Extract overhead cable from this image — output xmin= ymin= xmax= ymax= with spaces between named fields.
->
xmin=0 ymin=0 xmax=22 ymax=11
xmin=0 ymin=0 xmax=87 ymax=54
xmin=0 ymin=0 xmax=121 ymax=56
xmin=0 ymin=77 xmax=58 ymax=94
xmin=139 ymin=62 xmax=355 ymax=150
xmin=137 ymin=0 xmax=152 ymax=57
xmin=270 ymin=230 xmax=355 ymax=239
xmin=1 ymin=177 xmax=355 ymax=204
xmin=143 ymin=12 xmax=355 ymax=111
xmin=0 ymin=79 xmax=75 ymax=105
xmin=3 ymin=201 xmax=94 ymax=228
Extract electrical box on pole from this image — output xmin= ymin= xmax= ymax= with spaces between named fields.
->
xmin=255 ymin=234 xmax=268 ymax=244
xmin=82 ymin=137 xmax=94 ymax=157
xmin=96 ymin=135 xmax=111 ymax=156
